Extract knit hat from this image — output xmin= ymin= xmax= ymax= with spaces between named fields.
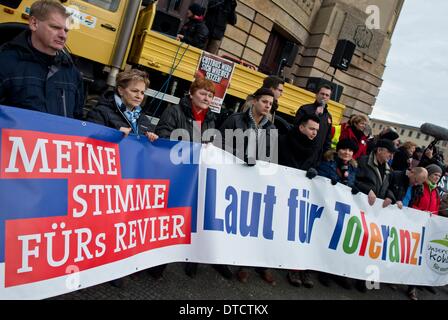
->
xmin=426 ymin=164 xmax=443 ymax=176
xmin=189 ymin=3 xmax=205 ymax=16
xmin=376 ymin=139 xmax=397 ymax=153
xmin=336 ymin=138 xmax=358 ymax=153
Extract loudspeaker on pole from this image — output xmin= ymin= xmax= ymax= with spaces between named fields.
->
xmin=330 ymin=39 xmax=356 ymax=71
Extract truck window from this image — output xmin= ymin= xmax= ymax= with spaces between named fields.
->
xmin=0 ymin=0 xmax=22 ymax=9
xmin=82 ymin=0 xmax=120 ymax=12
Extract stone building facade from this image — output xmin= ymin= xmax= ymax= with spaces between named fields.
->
xmin=214 ymin=0 xmax=404 ymax=119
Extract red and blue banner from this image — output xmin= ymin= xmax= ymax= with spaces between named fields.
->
xmin=0 ymin=105 xmax=199 ymax=298
xmin=2 ymin=105 xmax=448 ymax=300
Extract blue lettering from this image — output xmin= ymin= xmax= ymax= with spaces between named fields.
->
xmin=239 ymin=191 xmax=260 ymax=237
xmin=203 ymin=168 xmax=224 ymax=231
xmin=307 ymin=205 xmax=324 ymax=243
xmin=328 ymin=202 xmax=351 ymax=250
xmin=225 ymin=187 xmax=238 ymax=234
xmin=381 ymin=225 xmax=390 ymax=261
xmin=262 ymin=186 xmax=276 ymax=240
xmin=287 ymin=189 xmax=299 ymax=242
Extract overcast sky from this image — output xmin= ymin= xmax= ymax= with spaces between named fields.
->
xmin=371 ymin=0 xmax=448 ymax=129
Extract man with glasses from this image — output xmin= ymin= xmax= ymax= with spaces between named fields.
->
xmin=0 ymin=0 xmax=84 ymax=119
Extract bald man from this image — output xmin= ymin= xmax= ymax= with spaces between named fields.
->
xmin=388 ymin=167 xmax=428 ymax=209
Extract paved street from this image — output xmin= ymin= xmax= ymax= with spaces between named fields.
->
xmin=52 ymin=263 xmax=448 ymax=300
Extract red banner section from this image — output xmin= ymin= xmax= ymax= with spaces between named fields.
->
xmin=1 ymin=129 xmax=192 ymax=287
xmin=5 ymin=206 xmax=191 ymax=287
xmin=1 ymin=129 xmax=122 ymax=179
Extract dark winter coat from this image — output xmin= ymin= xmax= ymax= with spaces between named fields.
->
xmin=294 ymin=102 xmax=332 ymax=164
xmin=388 ymin=170 xmax=411 ymax=203
xmin=219 ymin=108 xmax=276 ymax=162
xmin=278 ymin=127 xmax=319 ymax=171
xmin=355 ymin=153 xmax=396 ymax=201
xmin=439 ymin=193 xmax=448 ymax=217
xmin=155 ymin=96 xmax=216 ymax=142
xmin=205 ymin=0 xmax=237 ymax=40
xmin=391 ymin=147 xmax=411 ymax=171
xmin=317 ymin=150 xmax=357 ymax=187
xmin=86 ymin=90 xmax=154 ymax=135
xmin=0 ymin=31 xmax=84 ymax=119
xmin=179 ymin=17 xmax=209 ymax=49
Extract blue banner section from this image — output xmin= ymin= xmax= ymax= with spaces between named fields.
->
xmin=0 ymin=105 xmax=200 ymax=263
xmin=119 ymin=138 xmax=201 ymax=233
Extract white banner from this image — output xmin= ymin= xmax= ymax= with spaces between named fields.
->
xmin=193 ymin=145 xmax=448 ymax=287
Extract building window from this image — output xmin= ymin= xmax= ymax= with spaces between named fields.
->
xmin=260 ymin=29 xmax=299 ymax=75
xmin=82 ymin=0 xmax=121 ymax=12
xmin=425 ymin=135 xmax=430 ymax=141
xmin=400 ymin=129 xmax=405 ymax=135
xmin=379 ymin=124 xmax=383 ymax=130
xmin=408 ymin=131 xmax=413 ymax=137
xmin=372 ymin=123 xmax=376 ymax=128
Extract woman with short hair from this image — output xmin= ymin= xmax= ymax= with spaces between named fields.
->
xmin=87 ymin=69 xmax=158 ymax=141
xmin=340 ymin=114 xmax=369 ymax=159
xmin=155 ymin=76 xmax=216 ymax=141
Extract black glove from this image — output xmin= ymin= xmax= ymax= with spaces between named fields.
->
xmin=306 ymin=168 xmax=318 ymax=179
xmin=351 ymin=186 xmax=360 ymax=195
xmin=331 ymin=178 xmax=338 ymax=185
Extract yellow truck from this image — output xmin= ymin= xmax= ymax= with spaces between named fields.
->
xmin=0 ymin=0 xmax=345 ymax=125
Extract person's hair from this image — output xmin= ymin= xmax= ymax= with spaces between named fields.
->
xmin=190 ymin=77 xmax=215 ymax=95
xmin=317 ymin=84 xmax=332 ymax=93
xmin=298 ymin=114 xmax=320 ymax=127
xmin=30 ymin=0 xmax=70 ymax=20
xmin=253 ymin=87 xmax=275 ymax=100
xmin=116 ymin=69 xmax=150 ymax=90
xmin=411 ymin=167 xmax=427 ymax=177
xmin=349 ymin=114 xmax=369 ymax=126
xmin=262 ymin=76 xmax=285 ymax=90
xmin=402 ymin=141 xmax=417 ymax=152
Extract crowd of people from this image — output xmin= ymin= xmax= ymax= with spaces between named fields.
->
xmin=1 ymin=0 xmax=448 ymax=301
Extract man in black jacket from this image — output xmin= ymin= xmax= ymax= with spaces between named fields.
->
xmin=294 ymin=85 xmax=333 ymax=165
xmin=354 ymin=139 xmax=398 ymax=207
xmin=219 ymin=87 xmax=277 ymax=285
xmin=205 ymin=0 xmax=237 ymax=54
xmin=219 ymin=87 xmax=276 ymax=164
xmin=278 ymin=114 xmax=320 ymax=289
xmin=177 ymin=3 xmax=209 ymax=50
xmin=279 ymin=114 xmax=320 ymax=172
xmin=0 ymin=0 xmax=84 ymax=119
